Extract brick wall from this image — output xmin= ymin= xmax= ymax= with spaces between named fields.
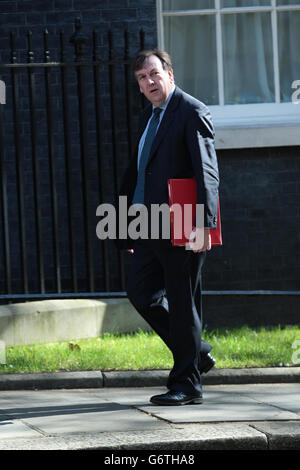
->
xmin=200 ymin=146 xmax=300 ymax=328
xmin=203 ymin=146 xmax=300 ymax=292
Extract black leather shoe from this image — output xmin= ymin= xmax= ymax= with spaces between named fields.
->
xmin=150 ymin=390 xmax=203 ymax=406
xmin=199 ymin=353 xmax=216 ymax=374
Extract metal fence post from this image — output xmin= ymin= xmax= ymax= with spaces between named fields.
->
xmin=70 ymin=17 xmax=95 ymax=292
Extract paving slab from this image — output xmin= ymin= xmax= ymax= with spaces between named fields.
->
xmin=136 ymin=384 xmax=300 ymax=424
xmin=0 ymin=423 xmax=268 ymax=450
xmin=221 ymin=383 xmax=300 ymax=414
xmin=0 ymin=389 xmax=168 ymax=437
xmin=22 ymin=407 xmax=165 ymax=435
xmin=0 ymin=381 xmax=299 ymax=450
xmin=251 ymin=422 xmax=300 ymax=450
xmin=0 ymin=418 xmax=42 ymax=440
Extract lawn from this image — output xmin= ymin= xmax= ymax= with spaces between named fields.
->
xmin=0 ymin=325 xmax=299 ymax=374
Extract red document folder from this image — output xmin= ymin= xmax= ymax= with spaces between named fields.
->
xmin=168 ymin=178 xmax=222 ymax=247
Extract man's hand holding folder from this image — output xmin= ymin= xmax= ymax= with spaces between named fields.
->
xmin=189 ymin=227 xmax=212 ymax=253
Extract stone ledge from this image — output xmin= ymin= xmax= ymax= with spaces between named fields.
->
xmin=0 ymin=367 xmax=299 ymax=390
xmin=201 ymin=366 xmax=300 ymax=384
xmin=103 ymin=367 xmax=300 ymax=387
xmin=102 ymin=370 xmax=170 ymax=388
xmin=0 ymin=299 xmax=150 ymax=347
xmin=0 ymin=371 xmax=103 ymax=390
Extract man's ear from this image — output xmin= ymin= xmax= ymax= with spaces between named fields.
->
xmin=168 ymin=68 xmax=174 ymax=84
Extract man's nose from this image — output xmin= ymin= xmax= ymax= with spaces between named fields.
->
xmin=146 ymin=76 xmax=155 ymax=85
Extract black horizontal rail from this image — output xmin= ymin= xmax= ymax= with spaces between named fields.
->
xmin=0 ymin=292 xmax=128 ymax=301
xmin=0 ymin=290 xmax=299 ymax=303
xmin=0 ymin=59 xmax=133 ymax=69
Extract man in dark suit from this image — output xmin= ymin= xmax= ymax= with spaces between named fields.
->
xmin=117 ymin=50 xmax=219 ymax=405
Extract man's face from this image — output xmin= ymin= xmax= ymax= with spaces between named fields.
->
xmin=135 ymin=55 xmax=174 ymax=107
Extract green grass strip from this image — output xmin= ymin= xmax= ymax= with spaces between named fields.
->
xmin=0 ymin=325 xmax=299 ymax=374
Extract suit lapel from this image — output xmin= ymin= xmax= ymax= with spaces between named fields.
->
xmin=132 ymin=86 xmax=182 ymax=170
xmin=126 ymin=88 xmax=182 ymax=195
xmin=148 ymin=86 xmax=182 ymax=164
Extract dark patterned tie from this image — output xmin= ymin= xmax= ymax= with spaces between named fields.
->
xmin=132 ymin=107 xmax=162 ymax=204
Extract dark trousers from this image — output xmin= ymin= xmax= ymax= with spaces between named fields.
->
xmin=126 ymin=239 xmax=212 ymax=394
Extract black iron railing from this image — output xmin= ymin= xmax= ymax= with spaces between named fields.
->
xmin=0 ymin=18 xmax=146 ymax=301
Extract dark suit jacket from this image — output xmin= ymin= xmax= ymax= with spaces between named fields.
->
xmin=116 ymin=86 xmax=219 ymax=249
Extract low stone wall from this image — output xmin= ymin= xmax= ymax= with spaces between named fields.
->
xmin=0 ymin=293 xmax=299 ymax=347
xmin=0 ymin=299 xmax=150 ymax=347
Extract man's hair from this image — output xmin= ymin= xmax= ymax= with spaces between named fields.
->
xmin=133 ymin=49 xmax=172 ymax=73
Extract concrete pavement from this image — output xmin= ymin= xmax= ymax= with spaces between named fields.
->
xmin=0 ymin=368 xmax=299 ymax=451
